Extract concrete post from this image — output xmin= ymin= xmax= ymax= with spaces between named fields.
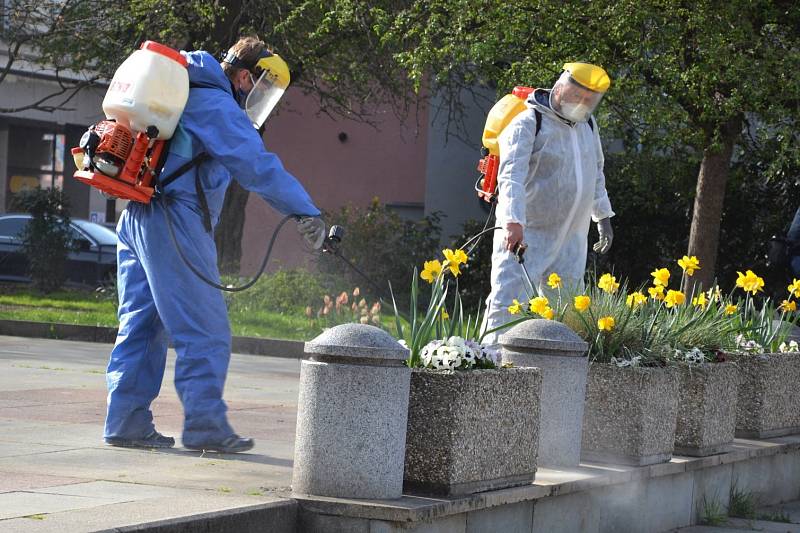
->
xmin=500 ymin=319 xmax=588 ymax=467
xmin=292 ymin=324 xmax=411 ymax=499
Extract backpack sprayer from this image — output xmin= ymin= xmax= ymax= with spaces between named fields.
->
xmin=475 ymin=86 xmax=535 ymax=203
xmin=70 ymin=41 xmax=337 ymax=292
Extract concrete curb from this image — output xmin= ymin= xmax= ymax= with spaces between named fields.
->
xmin=0 ymin=319 xmax=306 ymax=359
xmin=105 ymin=499 xmax=298 ymax=533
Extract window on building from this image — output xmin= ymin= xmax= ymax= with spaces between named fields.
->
xmin=5 ymin=124 xmax=65 ymax=209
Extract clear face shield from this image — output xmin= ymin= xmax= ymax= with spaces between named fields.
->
xmin=549 ymin=70 xmax=605 ymax=123
xmin=244 ymin=69 xmax=288 ymax=129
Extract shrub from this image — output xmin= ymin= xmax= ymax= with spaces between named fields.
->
xmin=12 ymin=188 xmax=73 ymax=293
xmin=225 ymin=268 xmax=331 ymax=314
xmin=317 ymin=198 xmax=442 ymax=304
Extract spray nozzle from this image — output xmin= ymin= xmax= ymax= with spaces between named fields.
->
xmin=323 ymin=225 xmax=345 ymax=254
xmin=513 ymin=242 xmax=527 ymax=264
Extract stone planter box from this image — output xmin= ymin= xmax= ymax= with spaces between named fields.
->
xmin=582 ymin=364 xmax=679 ymax=466
xmin=403 ymin=367 xmax=541 ymax=496
xmin=674 ymin=362 xmax=739 ymax=457
xmin=729 ymin=352 xmax=800 ymax=438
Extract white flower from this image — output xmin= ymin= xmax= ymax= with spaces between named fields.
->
xmin=420 ymin=340 xmax=445 ymax=368
xmin=611 ymin=355 xmax=642 ymax=368
xmin=779 ymin=340 xmax=800 ymax=353
xmin=735 ymin=334 xmax=764 ymax=354
xmin=447 ymin=336 xmax=466 ymax=348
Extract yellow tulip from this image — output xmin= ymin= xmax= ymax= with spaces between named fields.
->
xmin=547 ymin=272 xmax=562 ymax=289
xmin=664 ymin=289 xmax=686 ymax=308
xmin=574 ymin=295 xmax=591 ymax=312
xmin=597 ymin=316 xmax=615 ymax=331
xmin=651 ymin=268 xmax=670 ymax=287
xmin=736 ymin=270 xmax=765 ymax=295
xmin=677 ymin=256 xmax=701 ymax=276
xmin=598 ymin=273 xmax=620 ymax=294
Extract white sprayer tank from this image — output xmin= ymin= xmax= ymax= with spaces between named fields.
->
xmin=102 ymin=41 xmax=189 ymax=140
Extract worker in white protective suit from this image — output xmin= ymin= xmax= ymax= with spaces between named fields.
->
xmin=482 ymin=62 xmax=615 ymax=346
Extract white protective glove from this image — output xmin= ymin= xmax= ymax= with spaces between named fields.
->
xmin=593 ymin=217 xmax=614 ymax=255
xmin=297 ymin=216 xmax=326 ymax=250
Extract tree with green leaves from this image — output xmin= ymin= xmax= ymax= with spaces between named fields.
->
xmin=0 ymin=0 xmax=218 ymax=114
xmin=256 ymin=0 xmax=800 ymax=288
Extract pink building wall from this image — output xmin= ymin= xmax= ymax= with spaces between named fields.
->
xmin=239 ymin=90 xmax=429 ymax=274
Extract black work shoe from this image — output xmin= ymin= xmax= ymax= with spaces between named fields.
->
xmin=105 ymin=430 xmax=175 ymax=449
xmin=184 ymin=434 xmax=254 ymax=453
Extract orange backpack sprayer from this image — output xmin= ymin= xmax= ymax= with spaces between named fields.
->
xmin=476 ymin=86 xmax=534 ymax=202
xmin=72 ymin=41 xmax=190 ymax=204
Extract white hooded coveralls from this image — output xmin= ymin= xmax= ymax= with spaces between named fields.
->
xmin=482 ymin=90 xmax=614 ymax=346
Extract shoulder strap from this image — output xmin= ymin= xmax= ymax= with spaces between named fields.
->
xmin=158 ymin=152 xmax=211 ymax=189
xmin=155 ymin=151 xmax=214 ymax=233
xmin=534 ymin=109 xmax=542 ymax=137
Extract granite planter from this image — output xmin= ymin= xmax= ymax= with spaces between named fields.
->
xmin=674 ymin=362 xmax=739 ymax=457
xmin=729 ymin=352 xmax=800 ymax=438
xmin=403 ymin=367 xmax=541 ymax=496
xmin=582 ymin=363 xmax=679 ymax=466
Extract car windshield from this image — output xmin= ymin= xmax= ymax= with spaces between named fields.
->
xmin=72 ymin=219 xmax=117 ymax=246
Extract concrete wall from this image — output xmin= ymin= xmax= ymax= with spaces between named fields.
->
xmin=239 ymin=90 xmax=429 ymax=274
xmin=424 ymin=87 xmax=496 ymax=244
xmin=295 ymin=439 xmax=800 ymax=533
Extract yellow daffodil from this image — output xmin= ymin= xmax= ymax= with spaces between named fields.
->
xmin=443 ymin=248 xmax=468 ymax=265
xmin=441 ymin=309 xmax=450 ymax=320
xmin=692 ymin=292 xmax=708 ymax=309
xmin=736 ymin=270 xmax=765 ymax=295
xmin=725 ymin=303 xmax=737 ymax=315
xmin=420 ymin=259 xmax=442 ymax=283
xmin=547 ymin=272 xmax=563 ymax=289
xmin=648 ymin=285 xmax=665 ymax=301
xmin=574 ymin=295 xmax=591 ymax=312
xmin=446 ymin=261 xmax=462 ymax=276
xmin=508 ymin=299 xmax=522 ymax=315
xmin=651 ymin=268 xmax=670 ymax=287
xmin=780 ymin=300 xmax=797 ymax=313
xmin=541 ymin=307 xmax=555 ymax=320
xmin=597 ymin=316 xmax=615 ymax=331
xmin=626 ymin=291 xmax=647 ymax=308
xmin=706 ymin=286 xmax=722 ymax=302
xmin=677 ymin=255 xmax=701 ymax=276
xmin=598 ymin=273 xmax=620 ymax=294
xmin=788 ymin=279 xmax=800 ymax=299
xmin=664 ymin=289 xmax=686 ymax=308
xmin=529 ymin=296 xmax=550 ymax=316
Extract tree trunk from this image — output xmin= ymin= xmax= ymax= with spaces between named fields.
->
xmin=685 ymin=118 xmax=742 ymax=293
xmin=215 ymin=179 xmax=250 ymax=275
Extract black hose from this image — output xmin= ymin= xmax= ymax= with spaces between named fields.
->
xmin=159 ymin=194 xmax=293 ymax=292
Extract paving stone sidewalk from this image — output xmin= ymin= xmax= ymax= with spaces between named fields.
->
xmin=0 ymin=335 xmax=300 ymax=532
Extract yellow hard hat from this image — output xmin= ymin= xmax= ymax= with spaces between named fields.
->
xmin=563 ymin=62 xmax=611 ymax=93
xmin=254 ymin=54 xmax=290 ymax=90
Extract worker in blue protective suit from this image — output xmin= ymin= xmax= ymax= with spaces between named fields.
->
xmin=104 ymin=37 xmax=325 ymax=453
xmin=482 ymin=63 xmax=615 ymax=347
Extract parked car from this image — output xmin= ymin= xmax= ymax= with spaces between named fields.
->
xmin=0 ymin=213 xmax=117 ymax=287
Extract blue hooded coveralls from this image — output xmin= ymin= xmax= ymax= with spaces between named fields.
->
xmin=104 ymin=51 xmax=320 ymax=447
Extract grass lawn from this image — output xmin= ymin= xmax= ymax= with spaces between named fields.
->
xmin=0 ymin=285 xmax=327 ymax=341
